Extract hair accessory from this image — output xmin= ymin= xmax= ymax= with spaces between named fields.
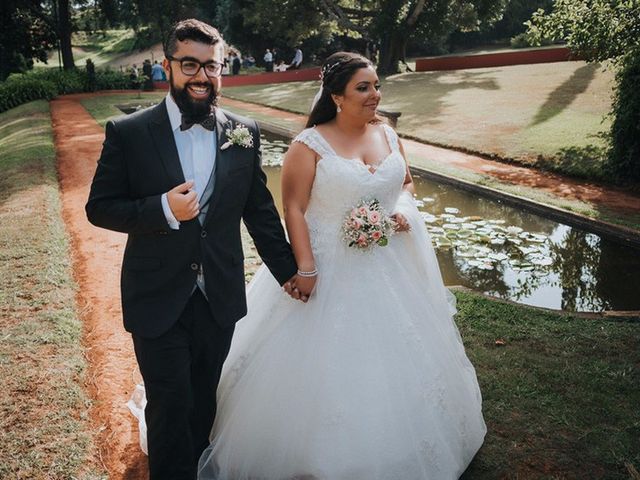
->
xmin=320 ymin=61 xmax=342 ymax=82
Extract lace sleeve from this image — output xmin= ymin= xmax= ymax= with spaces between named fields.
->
xmin=292 ymin=128 xmax=331 ymax=159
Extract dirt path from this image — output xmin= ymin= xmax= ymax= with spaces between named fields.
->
xmin=51 ymin=98 xmax=147 ymax=479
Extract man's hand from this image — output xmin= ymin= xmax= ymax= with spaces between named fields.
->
xmin=284 ymin=273 xmax=316 ymax=303
xmin=167 ymin=181 xmax=199 ymax=221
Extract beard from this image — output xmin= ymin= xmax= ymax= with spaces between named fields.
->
xmin=170 ymin=75 xmax=218 ymax=120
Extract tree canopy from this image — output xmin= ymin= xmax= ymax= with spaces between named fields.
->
xmin=526 ymin=0 xmax=640 ymax=182
xmin=0 ymin=1 xmax=57 ymax=80
xmin=525 ymin=0 xmax=640 ymax=62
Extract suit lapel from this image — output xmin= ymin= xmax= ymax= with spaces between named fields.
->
xmin=203 ymin=108 xmax=233 ymax=226
xmin=148 ymin=99 xmax=185 ymax=185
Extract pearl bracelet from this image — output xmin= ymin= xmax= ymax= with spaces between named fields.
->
xmin=297 ymin=268 xmax=318 ymax=277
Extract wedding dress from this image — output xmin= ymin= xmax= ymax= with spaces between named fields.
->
xmin=196 ymin=124 xmax=486 ymax=479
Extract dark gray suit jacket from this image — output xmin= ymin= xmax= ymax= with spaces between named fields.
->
xmin=86 ymin=100 xmax=297 ymax=338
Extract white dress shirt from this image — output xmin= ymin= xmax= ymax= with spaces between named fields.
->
xmin=161 ymin=93 xmax=217 ymax=230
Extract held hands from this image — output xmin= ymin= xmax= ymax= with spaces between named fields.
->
xmin=168 ymin=181 xmax=199 ymax=221
xmin=391 ymin=212 xmax=411 ymax=232
xmin=283 ymin=273 xmax=317 ymax=303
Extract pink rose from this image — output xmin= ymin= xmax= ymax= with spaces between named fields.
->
xmin=351 ymin=218 xmax=363 ymax=230
xmin=357 ymin=234 xmax=368 ymax=246
xmin=371 ymin=230 xmax=382 ymax=241
xmin=368 ymin=211 xmax=380 ymax=225
xmin=358 ymin=206 xmax=369 ymax=216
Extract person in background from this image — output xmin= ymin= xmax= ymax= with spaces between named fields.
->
xmin=151 ymin=60 xmax=165 ymax=81
xmin=85 ymin=58 xmax=96 ymax=92
xmin=290 ymin=47 xmax=303 ymax=69
xmin=231 ymin=52 xmax=241 ymax=75
xmin=142 ymin=59 xmax=153 ymax=90
xmin=274 ymin=60 xmax=288 ymax=72
xmin=263 ymin=49 xmax=273 ymax=72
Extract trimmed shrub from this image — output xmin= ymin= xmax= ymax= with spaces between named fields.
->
xmin=95 ymin=68 xmax=133 ymax=90
xmin=0 ymin=67 xmax=133 ymax=113
xmin=0 ymin=77 xmax=57 ymax=113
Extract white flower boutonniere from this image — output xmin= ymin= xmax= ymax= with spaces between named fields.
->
xmin=220 ymin=124 xmax=254 ymax=150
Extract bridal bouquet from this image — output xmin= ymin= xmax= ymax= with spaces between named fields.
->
xmin=343 ymin=199 xmax=395 ymax=250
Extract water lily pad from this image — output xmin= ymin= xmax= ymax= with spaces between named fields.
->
xmin=530 ymin=256 xmax=553 ymax=266
xmin=506 ymin=226 xmax=523 ymax=235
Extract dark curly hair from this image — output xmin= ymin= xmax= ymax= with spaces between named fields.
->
xmin=164 ymin=19 xmax=221 ymax=57
xmin=306 ymin=52 xmax=377 ymax=128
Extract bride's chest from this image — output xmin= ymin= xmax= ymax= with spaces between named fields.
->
xmin=309 ymin=152 xmax=406 ymax=211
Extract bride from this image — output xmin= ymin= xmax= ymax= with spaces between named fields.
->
xmin=197 ymin=52 xmax=486 ymax=479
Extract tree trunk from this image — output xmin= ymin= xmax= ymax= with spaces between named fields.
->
xmin=57 ymin=0 xmax=74 ymax=70
xmin=378 ymin=30 xmax=407 ymax=75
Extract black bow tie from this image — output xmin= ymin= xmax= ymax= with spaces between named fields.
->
xmin=180 ymin=114 xmax=216 ymax=131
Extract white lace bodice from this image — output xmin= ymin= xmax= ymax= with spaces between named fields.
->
xmin=293 ymin=124 xmax=406 ymax=256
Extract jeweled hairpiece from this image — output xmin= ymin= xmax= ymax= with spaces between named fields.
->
xmin=320 ymin=61 xmax=342 ymax=82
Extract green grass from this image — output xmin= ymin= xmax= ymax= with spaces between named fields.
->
xmin=38 ymin=29 xmax=150 ymax=68
xmin=73 ymin=30 xmax=138 ymax=54
xmin=0 ymin=101 xmax=104 ymax=479
xmin=80 ymin=92 xmax=165 ymax=127
xmin=454 ymin=290 xmax=639 ymax=479
xmin=224 ymin=61 xmax=616 ymax=181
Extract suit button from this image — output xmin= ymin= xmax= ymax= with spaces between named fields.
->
xmin=190 ymin=263 xmax=199 ymax=271
xmin=201 ymin=230 xmax=207 ymax=238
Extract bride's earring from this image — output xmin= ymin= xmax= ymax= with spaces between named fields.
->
xmin=336 ymin=104 xmax=342 ymax=113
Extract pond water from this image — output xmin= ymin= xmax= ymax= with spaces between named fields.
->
xmin=260 ymin=133 xmax=640 ymax=313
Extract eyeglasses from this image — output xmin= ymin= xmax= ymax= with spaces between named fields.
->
xmin=167 ymin=56 xmax=223 ymax=78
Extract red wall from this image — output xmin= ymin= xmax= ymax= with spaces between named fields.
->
xmin=415 ymin=47 xmax=577 ymax=72
xmin=153 ymin=67 xmax=321 ymax=90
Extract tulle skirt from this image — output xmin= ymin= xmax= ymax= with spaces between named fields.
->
xmin=197 ymin=194 xmax=486 ymax=479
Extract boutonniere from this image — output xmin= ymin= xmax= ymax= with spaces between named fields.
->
xmin=220 ymin=124 xmax=254 ymax=150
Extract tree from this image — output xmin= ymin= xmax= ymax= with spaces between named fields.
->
xmin=0 ymin=1 xmax=57 ymax=80
xmin=525 ymin=0 xmax=640 ymax=182
xmin=319 ymin=0 xmax=509 ymax=74
xmin=55 ymin=0 xmax=75 ymax=70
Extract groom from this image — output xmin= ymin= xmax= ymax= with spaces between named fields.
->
xmin=86 ymin=19 xmax=299 ymax=479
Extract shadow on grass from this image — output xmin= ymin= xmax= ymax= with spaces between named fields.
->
xmin=383 ymin=70 xmax=500 ymax=127
xmin=530 ymin=63 xmax=601 ymax=127
xmin=536 ymin=141 xmax=610 ymax=181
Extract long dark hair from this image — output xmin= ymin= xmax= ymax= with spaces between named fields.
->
xmin=306 ymin=52 xmax=375 ymax=128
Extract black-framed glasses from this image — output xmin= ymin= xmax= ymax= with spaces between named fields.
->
xmin=167 ymin=56 xmax=223 ymax=78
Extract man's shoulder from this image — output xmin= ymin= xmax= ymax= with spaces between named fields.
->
xmin=110 ymin=100 xmax=166 ymax=128
xmin=220 ymin=108 xmax=259 ymax=131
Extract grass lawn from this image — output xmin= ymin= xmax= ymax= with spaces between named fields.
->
xmin=224 ymin=60 xmax=615 ymax=180
xmin=454 ymin=291 xmax=639 ymax=479
xmin=76 ymin=94 xmax=639 ymax=477
xmin=0 ymin=101 xmax=103 ymax=478
xmin=80 ymin=92 xmax=166 ymax=127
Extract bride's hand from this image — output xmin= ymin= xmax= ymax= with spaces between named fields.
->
xmin=391 ymin=213 xmax=411 ymax=232
xmin=284 ymin=274 xmax=317 ymax=303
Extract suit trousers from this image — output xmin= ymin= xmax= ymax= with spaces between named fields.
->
xmin=132 ymin=289 xmax=235 ymax=480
